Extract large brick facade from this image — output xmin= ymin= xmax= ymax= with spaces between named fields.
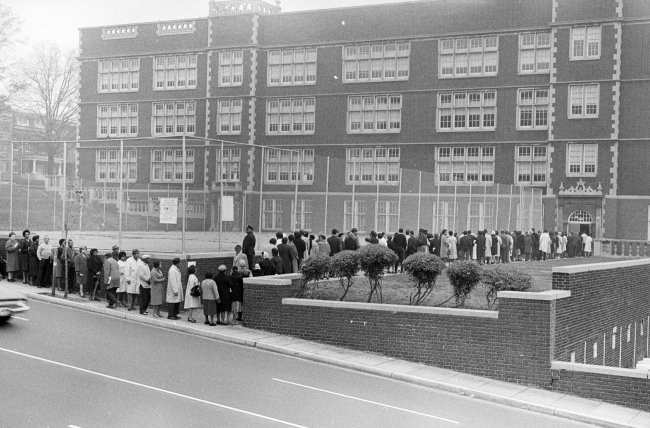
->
xmin=76 ymin=0 xmax=650 ymax=240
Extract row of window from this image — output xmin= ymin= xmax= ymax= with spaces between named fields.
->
xmin=96 ymin=26 xmax=602 ymax=93
xmin=263 ymin=198 xmax=535 ymax=233
xmin=96 ymin=85 xmax=598 ymax=138
xmin=93 ymin=143 xmax=598 ymax=186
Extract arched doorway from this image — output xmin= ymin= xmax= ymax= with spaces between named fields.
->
xmin=567 ymin=210 xmax=594 ymax=235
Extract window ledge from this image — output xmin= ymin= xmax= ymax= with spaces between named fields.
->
xmin=569 ymin=56 xmax=601 ymax=61
xmin=342 ymin=78 xmax=410 ymax=84
xmin=516 ymin=127 xmax=549 ymax=131
xmin=266 ymin=132 xmax=315 ymax=136
xmin=518 ymin=71 xmax=551 ymax=75
xmin=438 ymin=74 xmax=499 ymax=79
xmin=437 ymin=129 xmax=496 ymax=133
xmin=347 ymin=130 xmax=401 ymax=135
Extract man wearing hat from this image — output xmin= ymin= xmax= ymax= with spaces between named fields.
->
xmin=111 ymin=245 xmax=120 ymax=262
xmin=137 ymin=254 xmax=152 ymax=315
xmin=124 ymin=249 xmax=140 ymax=311
xmin=242 ymin=225 xmax=256 ymax=270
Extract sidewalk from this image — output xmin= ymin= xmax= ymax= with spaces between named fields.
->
xmin=4 ymin=280 xmax=650 ymax=428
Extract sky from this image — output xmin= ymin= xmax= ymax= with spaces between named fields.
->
xmin=3 ymin=0 xmax=419 ymax=52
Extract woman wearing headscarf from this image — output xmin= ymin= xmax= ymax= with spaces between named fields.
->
xmin=201 ymin=272 xmax=219 ymax=326
xmin=149 ymin=260 xmax=166 ymax=317
xmin=5 ymin=232 xmax=19 ymax=282
xmin=259 ymin=252 xmax=276 ymax=276
xmin=251 ymin=264 xmax=263 ymax=277
xmin=183 ymin=265 xmax=201 ymax=323
xmin=87 ymin=248 xmax=103 ymax=301
xmin=117 ymin=251 xmax=128 ymax=307
xmin=28 ymin=235 xmax=40 ymax=286
xmin=166 ymin=258 xmax=183 ymax=320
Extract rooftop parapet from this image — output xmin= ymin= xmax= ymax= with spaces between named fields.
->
xmin=209 ymin=0 xmax=281 ymax=16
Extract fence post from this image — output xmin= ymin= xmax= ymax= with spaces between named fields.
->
xmin=9 ymin=140 xmax=13 ymax=231
xmin=220 ymin=140 xmax=224 ymax=253
xmin=258 ymin=145 xmax=264 ymax=242
xmin=118 ymin=140 xmax=123 ymax=249
xmin=26 ymin=173 xmax=30 ymax=228
xmin=324 ymin=156 xmax=330 ymax=235
xmin=417 ymin=170 xmax=422 ymax=230
xmin=507 ymin=184 xmax=513 ymax=232
xmin=397 ymin=168 xmax=402 ymax=227
xmin=182 ymin=135 xmax=186 ymax=254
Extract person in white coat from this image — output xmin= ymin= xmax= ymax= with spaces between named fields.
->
xmin=166 ymin=257 xmax=184 ymax=320
xmin=117 ymin=252 xmax=128 ymax=307
xmin=584 ymin=233 xmax=593 ymax=257
xmin=124 ymin=250 xmax=140 ymax=311
xmin=136 ymin=255 xmax=152 ymax=315
xmin=538 ymin=231 xmax=552 ymax=261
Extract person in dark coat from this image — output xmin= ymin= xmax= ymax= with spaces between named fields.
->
xmin=260 ymin=252 xmax=276 ymax=276
xmin=516 ymin=231 xmax=525 ymax=261
xmin=28 ymin=235 xmax=40 ymax=286
xmin=523 ymin=232 xmax=533 ymax=261
xmin=293 ymin=231 xmax=306 ymax=268
xmin=530 ymin=229 xmax=540 ymax=261
xmin=271 ymin=248 xmax=284 ymax=274
xmin=327 ymin=229 xmax=342 ymax=256
xmin=277 ymin=238 xmax=292 ymax=274
xmin=366 ymin=231 xmax=379 ymax=245
xmin=459 ymin=231 xmax=472 ymax=261
xmin=242 ymin=225 xmax=256 ymax=271
xmin=230 ymin=266 xmax=244 ymax=324
xmin=344 ymin=229 xmax=359 ymax=251
xmin=431 ymin=233 xmax=441 ymax=257
xmin=392 ymin=228 xmax=407 ymax=272
xmin=476 ymin=231 xmax=486 ymax=264
xmin=86 ymin=248 xmax=104 ymax=301
xmin=490 ymin=231 xmax=499 ymax=264
xmin=5 ymin=232 xmax=19 ymax=282
xmin=18 ymin=230 xmax=31 ymax=284
xmin=215 ymin=265 xmax=232 ymax=325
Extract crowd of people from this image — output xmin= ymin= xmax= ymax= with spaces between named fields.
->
xmin=0 ymin=225 xmax=594 ymax=324
xmin=253 ymin=226 xmax=595 ymax=274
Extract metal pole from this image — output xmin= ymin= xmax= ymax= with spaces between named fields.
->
xmin=397 ymin=168 xmax=402 ymax=227
xmin=453 ymin=182 xmax=457 ymax=233
xmin=258 ymin=146 xmax=263 ymax=239
xmin=468 ymin=184 xmax=472 ymax=232
xmin=62 ymin=142 xmax=67 ymax=237
xmin=78 ymin=177 xmax=83 ymax=231
xmin=182 ymin=135 xmax=186 ymax=254
xmin=324 ymin=156 xmax=330 ymax=234
xmin=220 ymin=140 xmax=224 ymax=253
xmin=118 ymin=140 xmax=123 ymax=248
xmin=495 ymin=183 xmax=500 ymax=231
xmin=9 ymin=141 xmax=13 ymax=231
xmin=166 ymin=185 xmax=170 ymax=232
xmin=351 ymin=160 xmax=356 ymax=230
xmin=483 ymin=184 xmax=487 ymax=231
xmin=146 ymin=182 xmax=150 ymax=232
xmin=375 ymin=183 xmax=379 ymax=232
xmin=507 ymin=184 xmax=513 ymax=232
xmin=435 ymin=182 xmax=440 ymax=232
xmin=417 ymin=170 xmax=422 ymax=230
xmin=26 ymin=173 xmax=30 ymax=228
xmin=293 ymin=150 xmax=299 ymax=231
xmin=103 ymin=180 xmax=107 ymax=231
xmin=53 ymin=181 xmax=56 ymax=231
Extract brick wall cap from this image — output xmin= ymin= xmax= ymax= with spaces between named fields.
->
xmin=187 ymin=252 xmax=233 ymax=259
xmin=282 ymin=298 xmax=499 ymax=318
xmin=551 ymin=361 xmax=650 ymax=379
xmin=552 ymin=258 xmax=650 ymax=274
xmin=245 ymin=277 xmax=295 ymax=285
xmin=497 ymin=290 xmax=571 ymax=301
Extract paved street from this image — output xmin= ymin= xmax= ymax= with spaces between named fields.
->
xmin=0 ymin=300 xmax=595 ymax=428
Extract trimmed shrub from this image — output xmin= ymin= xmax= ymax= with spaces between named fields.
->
xmin=356 ymin=244 xmax=398 ymax=303
xmin=402 ymin=253 xmax=446 ymax=305
xmin=481 ymin=267 xmax=533 ymax=310
xmin=445 ymin=260 xmax=482 ymax=307
xmin=297 ymin=252 xmax=331 ymax=298
xmin=330 ymin=250 xmax=359 ymax=301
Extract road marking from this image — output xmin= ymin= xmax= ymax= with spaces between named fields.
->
xmin=273 ymin=378 xmax=459 ymax=425
xmin=12 ymin=316 xmax=29 ymax=321
xmin=0 ymin=348 xmax=309 ymax=428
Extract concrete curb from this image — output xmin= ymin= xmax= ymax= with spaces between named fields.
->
xmin=22 ymin=290 xmax=643 ymax=428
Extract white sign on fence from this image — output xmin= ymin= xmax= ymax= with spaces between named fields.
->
xmin=221 ymin=196 xmax=234 ymax=222
xmin=159 ymin=198 xmax=178 ymax=224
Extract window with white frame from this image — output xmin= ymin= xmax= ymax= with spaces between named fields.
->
xmin=267 ymin=98 xmax=315 ymax=135
xmin=343 ymin=42 xmax=410 ymax=83
xmin=569 ymin=84 xmax=599 ymax=118
xmin=152 ymin=101 xmax=196 ymax=136
xmin=377 ymin=201 xmax=399 ymax=233
xmin=567 ymin=143 xmax=597 ymax=177
xmin=469 ymin=202 xmax=494 ymax=232
xmin=346 ymin=147 xmax=400 ymax=185
xmin=154 ymin=54 xmax=198 ymax=90
xmin=519 ymin=33 xmax=550 ymax=74
xmin=219 ymin=50 xmax=243 ymax=86
xmin=215 ymin=148 xmax=240 ymax=182
xmin=291 ymin=199 xmax=313 ymax=231
xmin=433 ymin=202 xmax=458 ymax=232
xmin=263 ymin=199 xmax=283 ymax=230
xmin=438 ymin=90 xmax=496 ymax=131
xmin=268 ymin=48 xmax=317 ymax=86
xmin=517 ymin=88 xmax=549 ymax=129
xmin=264 ymin=149 xmax=314 ymax=184
xmin=217 ymin=99 xmax=242 ymax=134
xmin=98 ymin=58 xmax=140 ymax=93
xmin=348 ymin=94 xmax=401 ymax=133
xmin=151 ymin=149 xmax=195 ymax=183
xmin=97 ymin=104 xmax=139 ymax=138
xmin=571 ymin=26 xmax=601 ymax=60
xmin=439 ymin=36 xmax=498 ymax=78
xmin=344 ymin=200 xmax=367 ymax=232
xmin=515 ymin=145 xmax=547 ymax=185
xmin=436 ymin=146 xmax=495 ymax=185
xmin=96 ymin=149 xmax=137 ymax=183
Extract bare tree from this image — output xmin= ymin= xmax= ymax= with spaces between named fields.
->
xmin=17 ymin=42 xmax=77 ymax=174
xmin=0 ymin=5 xmax=24 ymax=103
xmin=51 ymin=177 xmax=82 ymax=298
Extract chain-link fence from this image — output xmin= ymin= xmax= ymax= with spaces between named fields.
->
xmin=1 ymin=139 xmax=544 ymax=254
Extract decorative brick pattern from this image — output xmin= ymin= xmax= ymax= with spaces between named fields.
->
xmin=157 ymin=21 xmax=196 ymax=36
xmin=102 ymin=26 xmax=138 ymax=40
